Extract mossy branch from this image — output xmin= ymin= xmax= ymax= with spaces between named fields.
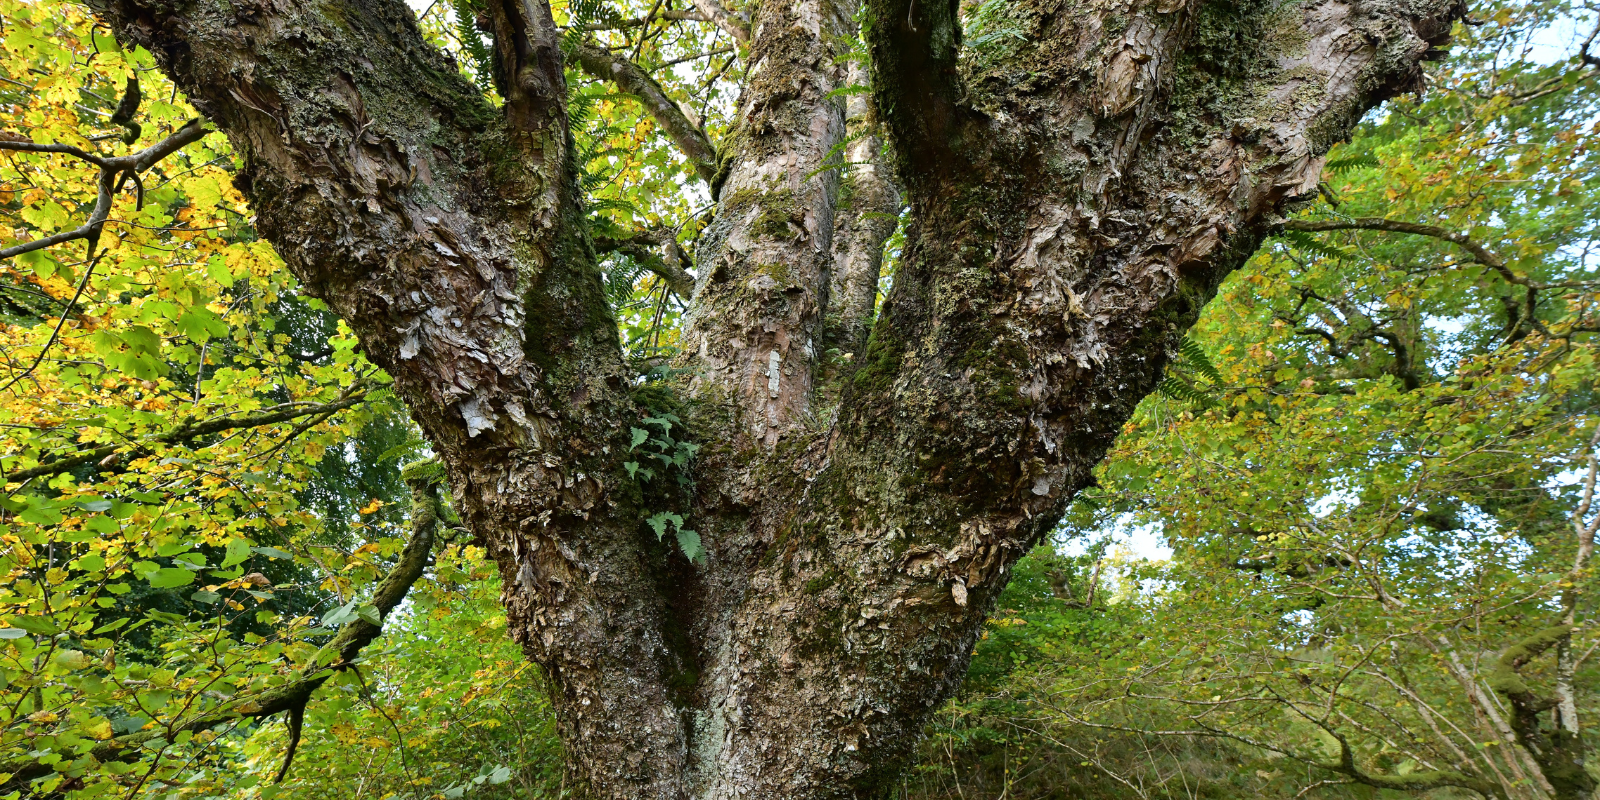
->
xmin=570 ymin=43 xmax=719 ymax=184
xmin=593 ymin=228 xmax=696 ymax=297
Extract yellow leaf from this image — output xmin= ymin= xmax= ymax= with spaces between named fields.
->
xmin=84 ymin=717 xmax=113 ymax=740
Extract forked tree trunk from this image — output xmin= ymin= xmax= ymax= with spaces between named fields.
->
xmin=86 ymin=0 xmax=1462 ymax=796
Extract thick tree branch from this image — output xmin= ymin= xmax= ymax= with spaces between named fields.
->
xmin=1488 ymin=625 xmax=1596 ymax=799
xmin=687 ymin=0 xmax=750 ymax=44
xmin=825 ymin=57 xmax=902 ymax=360
xmin=1321 ymin=728 xmax=1500 ymax=797
xmin=571 ymin=42 xmax=719 ymax=184
xmin=485 ymin=0 xmax=569 ymax=135
xmin=863 ymin=0 xmax=965 ymax=186
xmin=0 ymin=462 xmax=445 ymax=794
xmin=1581 ymin=14 xmax=1600 ymax=68
xmin=676 ymin=0 xmax=856 ymax=444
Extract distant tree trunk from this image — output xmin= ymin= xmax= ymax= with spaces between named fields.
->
xmin=86 ymin=0 xmax=1463 ymax=795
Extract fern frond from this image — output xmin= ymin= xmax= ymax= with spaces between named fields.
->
xmin=449 ymin=0 xmax=495 ymax=92
xmin=1178 ymin=337 xmax=1223 ymax=385
xmin=1277 ymin=229 xmax=1356 ymax=261
xmin=587 ymin=197 xmax=644 ymax=216
xmin=1324 ymin=154 xmax=1380 ymax=174
xmin=1158 ymin=376 xmax=1215 ymax=408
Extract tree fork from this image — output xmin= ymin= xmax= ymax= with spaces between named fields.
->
xmin=81 ymin=0 xmax=1466 ymax=796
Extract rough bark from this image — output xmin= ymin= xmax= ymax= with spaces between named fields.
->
xmin=688 ymin=0 xmax=752 ymax=44
xmin=825 ymin=59 xmax=903 ymax=362
xmin=81 ymin=0 xmax=1465 ymax=796
xmin=677 ymin=0 xmax=856 ymax=443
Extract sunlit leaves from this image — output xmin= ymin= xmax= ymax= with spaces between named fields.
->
xmin=0 ymin=0 xmax=422 ymax=796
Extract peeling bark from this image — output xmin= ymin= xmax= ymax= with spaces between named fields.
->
xmin=82 ymin=0 xmax=1466 ymax=796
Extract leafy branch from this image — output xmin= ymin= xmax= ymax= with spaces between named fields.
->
xmin=3 ymin=379 xmax=374 ymax=484
xmin=0 ymin=118 xmax=212 ymax=260
xmin=0 ymin=459 xmax=448 ymax=794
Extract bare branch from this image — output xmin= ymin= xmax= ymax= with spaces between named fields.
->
xmin=571 ymin=8 xmax=707 ymax=31
xmin=1582 ymin=13 xmax=1600 ymax=68
xmin=0 ymin=137 xmax=107 ymax=166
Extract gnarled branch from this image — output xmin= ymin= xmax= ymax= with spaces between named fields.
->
xmin=0 ymin=119 xmax=211 ymax=260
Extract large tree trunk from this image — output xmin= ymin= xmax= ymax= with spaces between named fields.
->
xmin=87 ymin=0 xmax=1462 ymax=796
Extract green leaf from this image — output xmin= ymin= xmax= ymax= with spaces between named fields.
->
xmin=177 ymin=307 xmax=228 ymax=343
xmin=121 ymin=325 xmax=162 ymax=355
xmin=252 ymin=546 xmax=293 ymax=560
xmin=221 ymin=537 xmax=253 ymax=568
xmin=148 ymin=567 xmax=197 ymax=588
xmin=322 ymin=599 xmax=360 ymax=627
xmin=9 ymin=615 xmax=59 ymax=636
xmin=92 ymin=618 xmax=130 ymax=635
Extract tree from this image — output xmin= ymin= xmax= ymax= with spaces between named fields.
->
xmin=964 ymin=3 xmax=1600 ymax=794
xmin=3 ymin=0 xmax=1467 ymax=795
